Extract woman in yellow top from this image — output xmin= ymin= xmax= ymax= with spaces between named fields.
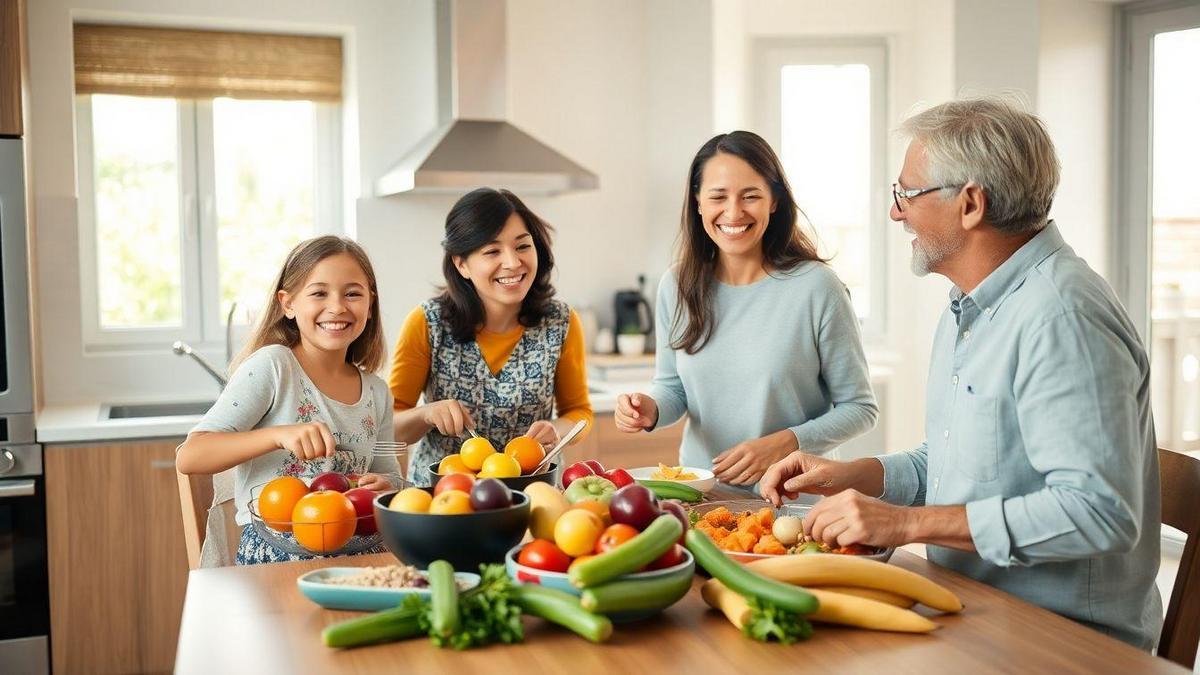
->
xmin=389 ymin=188 xmax=592 ymax=483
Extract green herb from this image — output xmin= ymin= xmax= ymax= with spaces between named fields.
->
xmin=743 ymin=596 xmax=813 ymax=645
xmin=416 ymin=564 xmax=524 ymax=650
xmin=688 ymin=509 xmax=701 ymax=526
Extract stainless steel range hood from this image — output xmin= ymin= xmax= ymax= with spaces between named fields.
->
xmin=375 ymin=0 xmax=598 ymax=196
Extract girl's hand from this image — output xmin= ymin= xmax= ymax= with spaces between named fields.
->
xmin=356 ymin=472 xmax=392 ymax=492
xmin=614 ymin=393 xmax=658 ymax=433
xmin=272 ymin=422 xmax=337 ymax=461
xmin=524 ymin=420 xmax=559 ymax=449
xmin=421 ymin=399 xmax=475 ymax=437
xmin=712 ymin=429 xmax=798 ymax=486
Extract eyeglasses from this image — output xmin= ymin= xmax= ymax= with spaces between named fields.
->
xmin=892 ymin=183 xmax=963 ymax=211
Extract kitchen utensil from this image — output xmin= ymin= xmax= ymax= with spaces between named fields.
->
xmin=530 ymin=419 xmax=587 ymax=475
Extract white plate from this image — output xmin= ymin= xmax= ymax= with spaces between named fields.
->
xmin=627 ymin=465 xmax=717 ymax=493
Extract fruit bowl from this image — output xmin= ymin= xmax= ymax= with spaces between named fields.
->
xmin=689 ymin=499 xmax=894 ymax=564
xmin=248 ymin=482 xmax=394 ymax=557
xmin=373 ymin=488 xmax=531 ymax=570
xmin=424 ymin=461 xmax=561 ymax=492
xmin=504 ymin=545 xmax=696 ymax=622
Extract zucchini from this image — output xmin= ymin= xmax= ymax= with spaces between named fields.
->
xmin=636 ymin=479 xmax=704 ymax=503
xmin=685 ymin=528 xmax=819 ymax=615
xmin=322 ymin=601 xmax=426 ymax=648
xmin=580 ymin=571 xmax=694 ymax=614
xmin=427 ymin=560 xmax=460 ymax=639
xmin=568 ymin=514 xmax=682 ymax=588
xmin=514 ymin=583 xmax=613 ymax=643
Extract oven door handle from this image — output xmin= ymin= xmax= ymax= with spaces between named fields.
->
xmin=0 ymin=479 xmax=35 ymax=498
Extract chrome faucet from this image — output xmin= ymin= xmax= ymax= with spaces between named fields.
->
xmin=172 ymin=341 xmax=228 ymax=389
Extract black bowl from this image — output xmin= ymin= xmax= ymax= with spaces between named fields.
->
xmin=373 ymin=488 xmax=531 ymax=570
xmin=423 ymin=461 xmax=561 ymax=491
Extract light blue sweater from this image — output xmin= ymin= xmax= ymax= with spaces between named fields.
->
xmin=648 ymin=263 xmax=878 ymax=472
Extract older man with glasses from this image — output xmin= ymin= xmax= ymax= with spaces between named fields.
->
xmin=761 ymin=97 xmax=1162 ymax=649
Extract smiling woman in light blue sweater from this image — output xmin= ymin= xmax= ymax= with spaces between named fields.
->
xmin=615 ymin=131 xmax=878 ymax=490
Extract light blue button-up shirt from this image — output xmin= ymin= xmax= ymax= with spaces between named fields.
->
xmin=877 ymin=222 xmax=1163 ymax=649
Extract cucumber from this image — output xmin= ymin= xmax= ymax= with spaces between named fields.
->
xmin=580 ymin=571 xmax=694 ymax=614
xmin=514 ymin=583 xmax=613 ymax=643
xmin=636 ymin=479 xmax=704 ymax=503
xmin=568 ymin=514 xmax=682 ymax=588
xmin=427 ymin=560 xmax=460 ymax=639
xmin=685 ymin=528 xmax=819 ymax=614
xmin=322 ymin=601 xmax=426 ymax=648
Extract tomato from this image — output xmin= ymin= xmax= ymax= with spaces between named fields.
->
xmin=553 ymin=509 xmax=605 ymax=557
xmin=434 ymin=472 xmax=475 ymax=497
xmin=645 ymin=544 xmax=686 ymax=571
xmin=518 ymin=539 xmax=571 ymax=573
xmin=593 ymin=523 xmax=639 ymax=555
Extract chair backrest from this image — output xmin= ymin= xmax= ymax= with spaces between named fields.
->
xmin=1158 ymin=447 xmax=1200 ymax=668
xmin=176 ymin=471 xmax=240 ymax=569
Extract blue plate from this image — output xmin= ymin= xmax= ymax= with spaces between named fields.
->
xmin=297 ymin=566 xmax=481 ymax=611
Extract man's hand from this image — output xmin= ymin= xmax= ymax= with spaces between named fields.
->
xmin=712 ymin=430 xmax=798 ymax=486
xmin=759 ymin=451 xmax=882 ymax=506
xmin=802 ymin=489 xmax=915 ymax=549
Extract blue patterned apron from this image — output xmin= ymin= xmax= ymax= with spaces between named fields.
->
xmin=411 ymin=298 xmax=569 ymax=484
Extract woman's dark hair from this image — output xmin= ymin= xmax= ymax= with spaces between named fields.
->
xmin=437 ymin=188 xmax=557 ymax=343
xmin=673 ymin=130 xmax=825 ymax=354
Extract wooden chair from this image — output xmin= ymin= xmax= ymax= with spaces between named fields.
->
xmin=176 ymin=471 xmax=241 ymax=569
xmin=1158 ymin=447 xmax=1200 ymax=668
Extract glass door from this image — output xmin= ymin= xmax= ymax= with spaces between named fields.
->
xmin=1117 ymin=2 xmax=1200 ymax=452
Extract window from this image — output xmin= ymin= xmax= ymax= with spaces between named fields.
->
xmin=72 ymin=24 xmax=343 ymax=348
xmin=755 ymin=41 xmax=888 ymax=336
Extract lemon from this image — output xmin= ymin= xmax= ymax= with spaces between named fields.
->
xmin=477 ymin=452 xmax=521 ymax=478
xmin=459 ymin=436 xmax=497 ymax=470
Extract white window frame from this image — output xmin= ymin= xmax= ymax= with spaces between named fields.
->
xmin=75 ymin=95 xmax=343 ymax=351
xmin=753 ymin=38 xmax=890 ymax=340
xmin=1112 ymin=0 xmax=1200 ymax=344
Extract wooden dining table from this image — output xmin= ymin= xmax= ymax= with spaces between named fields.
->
xmin=175 ymin=489 xmax=1184 ymax=674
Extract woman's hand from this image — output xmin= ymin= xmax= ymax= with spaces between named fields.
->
xmin=272 ymin=422 xmax=336 ymax=461
xmin=712 ymin=429 xmax=798 ymax=486
xmin=421 ymin=399 xmax=475 ymax=437
xmin=614 ymin=393 xmax=658 ymax=433
xmin=356 ymin=472 xmax=392 ymax=492
xmin=524 ymin=420 xmax=560 ymax=449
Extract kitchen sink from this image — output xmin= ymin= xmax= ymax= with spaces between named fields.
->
xmin=102 ymin=400 xmax=216 ymax=420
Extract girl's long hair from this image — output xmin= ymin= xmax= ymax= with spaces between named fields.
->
xmin=673 ymin=130 xmax=825 ymax=354
xmin=436 ymin=188 xmax=557 ymax=343
xmin=231 ymin=235 xmax=386 ymax=373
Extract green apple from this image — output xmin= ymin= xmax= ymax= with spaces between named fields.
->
xmin=562 ymin=475 xmax=617 ymax=505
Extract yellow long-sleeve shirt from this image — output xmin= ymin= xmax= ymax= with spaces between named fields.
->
xmin=388 ymin=305 xmax=593 ymax=436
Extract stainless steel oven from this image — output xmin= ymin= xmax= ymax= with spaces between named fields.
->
xmin=0 ymin=137 xmax=47 ymax=672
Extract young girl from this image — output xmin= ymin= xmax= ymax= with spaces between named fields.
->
xmin=177 ymin=235 xmax=401 ymax=564
xmin=389 ymin=188 xmax=593 ymax=482
xmin=615 ymin=131 xmax=878 ymax=492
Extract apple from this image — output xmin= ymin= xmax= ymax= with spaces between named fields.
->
xmin=582 ymin=459 xmax=606 ymax=474
xmin=346 ymin=472 xmax=361 ymax=489
xmin=343 ymin=487 xmax=377 ymax=535
xmin=645 ymin=544 xmax=686 ymax=570
xmin=602 ymin=468 xmax=635 ymax=489
xmin=563 ymin=475 xmax=618 ymax=505
xmin=560 ymin=461 xmax=595 ymax=489
xmin=609 ymin=483 xmax=661 ymax=531
xmin=310 ymin=471 xmax=351 ymax=492
xmin=658 ymin=499 xmax=690 ymax=545
xmin=469 ymin=478 xmax=514 ymax=511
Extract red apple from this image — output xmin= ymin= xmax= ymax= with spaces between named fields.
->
xmin=343 ymin=487 xmax=377 ymax=535
xmin=346 ymin=472 xmax=361 ymax=488
xmin=582 ymin=459 xmax=606 ymax=474
xmin=602 ymin=468 xmax=635 ymax=489
xmin=658 ymin=499 xmax=690 ymax=545
xmin=561 ymin=461 xmax=595 ymax=489
xmin=609 ymin=483 xmax=662 ymax=531
xmin=310 ymin=471 xmax=351 ymax=492
xmin=645 ymin=544 xmax=686 ymax=570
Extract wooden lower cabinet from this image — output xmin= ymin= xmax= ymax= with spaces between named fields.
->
xmin=567 ymin=412 xmax=685 ymax=470
xmin=45 ymin=438 xmax=190 ymax=675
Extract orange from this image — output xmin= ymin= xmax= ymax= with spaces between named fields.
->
xmin=459 ymin=437 xmax=497 ymax=470
xmin=437 ymin=454 xmax=476 ymax=476
xmin=568 ymin=499 xmax=612 ymax=526
xmin=258 ymin=476 xmax=310 ymax=532
xmin=429 ymin=489 xmax=473 ymax=515
xmin=291 ymin=490 xmax=357 ymax=553
xmin=389 ymin=487 xmax=433 ymax=513
xmin=504 ymin=436 xmax=546 ymax=474
xmin=478 ymin=453 xmax=521 ymax=478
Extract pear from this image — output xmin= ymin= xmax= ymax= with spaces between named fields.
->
xmin=524 ymin=482 xmax=570 ymax=541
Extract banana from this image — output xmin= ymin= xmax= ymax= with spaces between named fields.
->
xmin=745 ymin=555 xmax=963 ymax=613
xmin=806 ymin=589 xmax=939 ymax=633
xmin=809 ymin=585 xmax=915 ymax=609
xmin=700 ymin=578 xmax=752 ymax=629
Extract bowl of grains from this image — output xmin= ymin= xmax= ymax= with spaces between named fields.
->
xmin=296 ymin=564 xmax=480 ymax=611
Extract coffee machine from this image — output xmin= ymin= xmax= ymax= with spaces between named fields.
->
xmin=613 ymin=275 xmax=654 ymax=343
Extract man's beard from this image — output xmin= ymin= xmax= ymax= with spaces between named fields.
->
xmin=907 ymin=222 xmax=964 ymax=277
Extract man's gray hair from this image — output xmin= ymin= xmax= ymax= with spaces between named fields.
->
xmin=900 ymin=97 xmax=1061 ymax=235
